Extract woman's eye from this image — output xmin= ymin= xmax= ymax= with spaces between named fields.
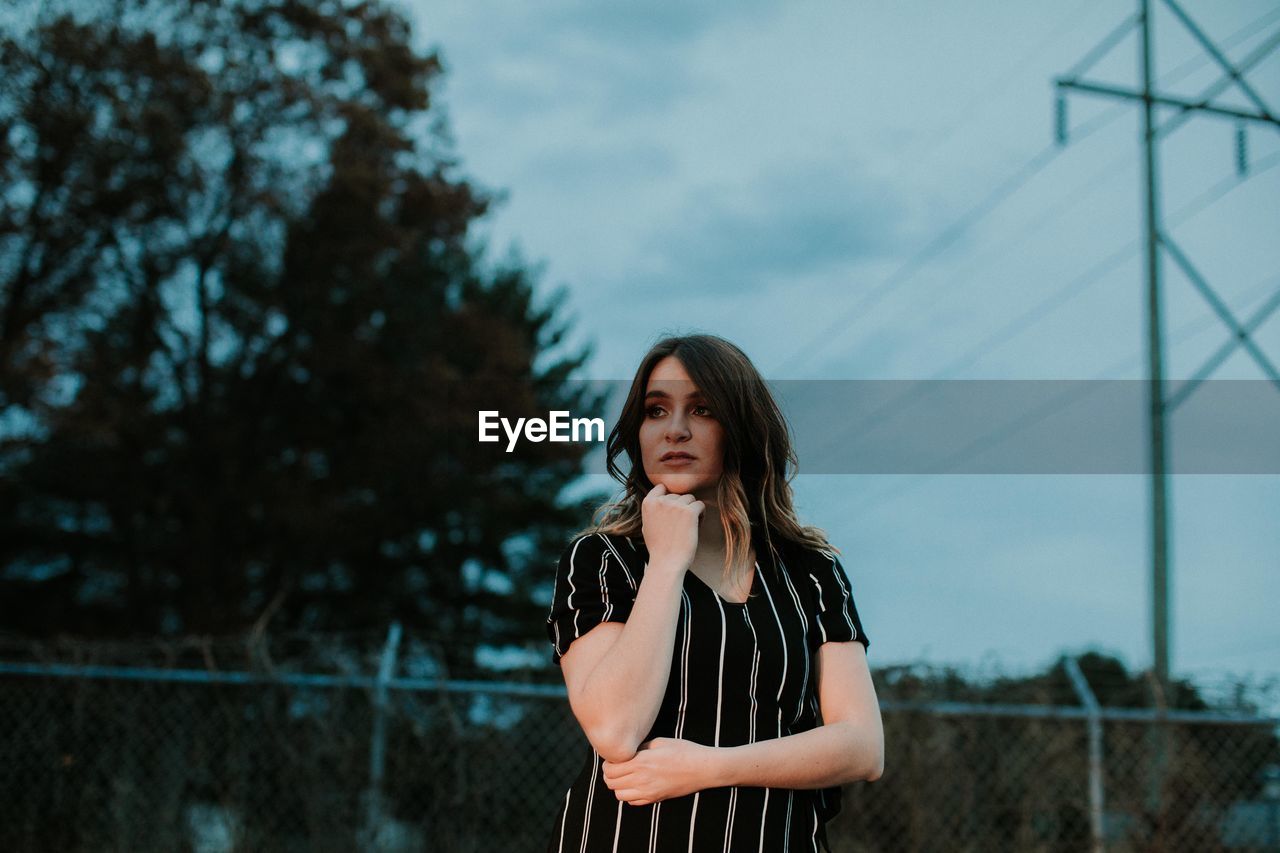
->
xmin=645 ymin=405 xmax=710 ymax=417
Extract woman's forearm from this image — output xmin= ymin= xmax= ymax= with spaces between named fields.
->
xmin=710 ymin=721 xmax=883 ymax=789
xmin=576 ymin=564 xmax=686 ymax=762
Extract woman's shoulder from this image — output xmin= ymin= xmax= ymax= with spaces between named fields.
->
xmin=555 ymin=531 xmax=645 ymax=593
xmin=765 ymin=528 xmax=837 ymax=558
xmin=561 ymin=530 xmax=646 ymax=563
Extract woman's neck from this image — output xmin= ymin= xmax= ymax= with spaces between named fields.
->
xmin=691 ymin=497 xmax=757 ymax=572
xmin=694 ymin=495 xmax=726 ymax=556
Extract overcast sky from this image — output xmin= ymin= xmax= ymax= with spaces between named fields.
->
xmin=406 ymin=0 xmax=1280 ymax=703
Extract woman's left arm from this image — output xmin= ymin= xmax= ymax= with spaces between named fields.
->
xmin=602 ymin=641 xmax=883 ymax=805
xmin=715 ymin=640 xmax=883 ymax=787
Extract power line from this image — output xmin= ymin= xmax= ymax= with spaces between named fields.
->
xmin=796 ymin=19 xmax=1280 ymax=446
xmin=806 ymin=144 xmax=1280 ymax=466
xmin=928 ymin=140 xmax=1280 ymax=381
xmin=837 ymin=274 xmax=1280 ymax=520
xmin=896 ymin=135 xmax=1280 ymax=382
xmin=1062 ymin=11 xmax=1141 ymax=80
xmin=903 ymin=0 xmax=1107 ymax=170
xmin=771 ymin=141 xmax=1066 ymax=377
xmin=867 ymin=150 xmax=1134 ymax=346
xmin=1096 ymin=272 xmax=1280 ymax=379
xmin=770 ymin=9 xmax=1280 ymax=379
xmin=820 ymin=15 xmax=1280 ymax=376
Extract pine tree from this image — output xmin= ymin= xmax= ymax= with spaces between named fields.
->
xmin=0 ymin=0 xmax=607 ymax=670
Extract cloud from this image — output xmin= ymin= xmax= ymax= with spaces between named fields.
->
xmin=423 ymin=0 xmax=776 ymax=125
xmin=543 ymin=0 xmax=778 ymax=46
xmin=629 ymin=159 xmax=911 ymax=294
xmin=519 ymin=140 xmax=679 ymax=189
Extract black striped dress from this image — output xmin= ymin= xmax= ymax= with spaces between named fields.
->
xmin=544 ymin=525 xmax=871 ymax=853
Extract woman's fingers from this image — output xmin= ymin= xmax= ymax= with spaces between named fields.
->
xmin=602 ymin=764 xmax=634 ymax=783
xmin=614 ymin=788 xmax=652 ymax=805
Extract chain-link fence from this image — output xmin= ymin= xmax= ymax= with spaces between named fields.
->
xmin=2 ymin=628 xmax=1278 ymax=852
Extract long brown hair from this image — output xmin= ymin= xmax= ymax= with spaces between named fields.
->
xmin=578 ymin=333 xmax=838 ymax=587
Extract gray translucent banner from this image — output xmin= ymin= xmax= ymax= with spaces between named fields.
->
xmin=453 ymin=380 xmax=1280 ymax=474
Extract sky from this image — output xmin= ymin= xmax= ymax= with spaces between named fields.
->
xmin=404 ymin=0 xmax=1280 ymax=704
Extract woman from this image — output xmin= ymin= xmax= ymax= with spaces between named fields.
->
xmin=545 ymin=334 xmax=883 ymax=853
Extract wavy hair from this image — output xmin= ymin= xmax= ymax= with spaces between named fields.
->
xmin=577 ymin=333 xmax=838 ymax=588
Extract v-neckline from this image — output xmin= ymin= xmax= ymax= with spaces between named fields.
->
xmin=686 ymin=555 xmax=758 ymax=606
xmin=628 ymin=528 xmax=768 ymax=606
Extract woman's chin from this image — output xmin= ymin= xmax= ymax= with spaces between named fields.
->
xmin=655 ymin=473 xmax=704 ymax=495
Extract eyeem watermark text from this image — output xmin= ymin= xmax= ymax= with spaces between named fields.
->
xmin=478 ymin=411 xmax=606 ymax=452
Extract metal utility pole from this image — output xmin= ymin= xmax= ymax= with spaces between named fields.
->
xmin=1137 ymin=2 xmax=1172 ymax=825
xmin=1066 ymin=657 xmax=1106 ymax=853
xmin=362 ymin=621 xmax=403 ymax=852
xmin=1137 ymin=0 xmax=1170 ymax=715
xmin=1054 ymin=0 xmax=1280 ymax=837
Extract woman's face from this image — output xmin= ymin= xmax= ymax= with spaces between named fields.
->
xmin=639 ymin=355 xmax=725 ymax=501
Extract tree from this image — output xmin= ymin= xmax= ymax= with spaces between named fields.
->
xmin=0 ymin=0 xmax=606 ymax=670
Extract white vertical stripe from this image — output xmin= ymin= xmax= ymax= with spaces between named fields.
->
xmin=689 ymin=586 xmax=713 ymax=853
xmin=596 ymin=540 xmax=611 ymax=622
xmin=784 ymin=790 xmax=794 ymax=850
xmin=783 ymin=790 xmax=794 ymax=849
xmin=809 ymin=553 xmax=859 ymax=643
xmin=548 ymin=544 xmax=564 ymax=656
xmin=809 ymin=574 xmax=829 ymax=644
xmin=757 ymin=789 xmax=770 ymax=853
xmin=686 ymin=791 xmax=701 ymax=853
xmin=722 ymin=786 xmax=738 ymax=853
xmin=811 ymin=798 xmax=820 ymax=852
xmin=598 ymin=547 xmax=612 ymax=623
xmin=742 ymin=602 xmax=760 ymax=745
xmin=650 ymin=589 xmax=686 ymax=853
xmin=611 ymin=795 xmax=624 ymax=853
xmin=556 ymin=788 xmax=571 ymax=853
xmin=755 ymin=566 xmax=788 ymax=737
xmin=776 ymin=552 xmax=811 ymax=726
xmin=579 ymin=752 xmax=599 ymax=853
xmin=829 ymin=554 xmax=858 ymax=637
xmin=713 ymin=596 xmax=727 ymax=747
xmin=567 ymin=537 xmax=584 ymax=640
xmin=599 ymin=533 xmax=637 ymax=590
xmin=674 ymin=591 xmax=692 ymax=739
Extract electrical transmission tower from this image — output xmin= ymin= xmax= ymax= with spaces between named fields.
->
xmin=1054 ymin=0 xmax=1280 ymax=839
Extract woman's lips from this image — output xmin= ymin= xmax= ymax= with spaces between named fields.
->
xmin=662 ymin=456 xmax=696 ymax=466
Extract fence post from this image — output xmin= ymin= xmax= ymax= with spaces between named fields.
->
xmin=1065 ymin=656 xmax=1106 ymax=853
xmin=362 ymin=621 xmax=403 ymax=852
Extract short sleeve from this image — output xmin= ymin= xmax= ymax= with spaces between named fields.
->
xmin=807 ymin=551 xmax=870 ymax=650
xmin=545 ymin=534 xmax=639 ymax=666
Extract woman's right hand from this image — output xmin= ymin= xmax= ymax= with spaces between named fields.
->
xmin=641 ymin=483 xmax=703 ymax=574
